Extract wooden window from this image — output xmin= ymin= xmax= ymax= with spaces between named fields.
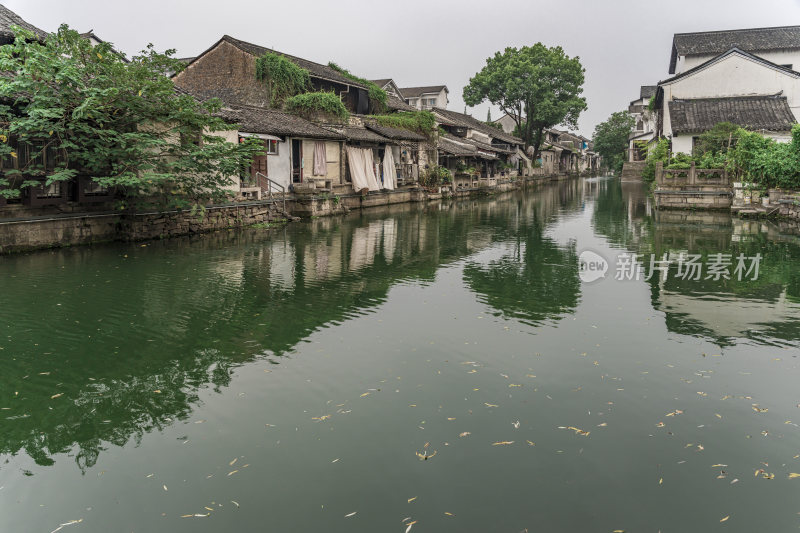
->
xmin=265 ymin=139 xmax=279 ymax=155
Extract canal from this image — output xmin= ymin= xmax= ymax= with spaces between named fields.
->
xmin=1 ymin=177 xmax=799 ymax=532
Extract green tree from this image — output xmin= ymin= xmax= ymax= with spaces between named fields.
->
xmin=592 ymin=111 xmax=634 ymax=173
xmin=463 ymin=44 xmax=587 ymax=159
xmin=0 ymin=25 xmax=262 ymax=206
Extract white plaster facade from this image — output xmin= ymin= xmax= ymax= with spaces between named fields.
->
xmin=660 ymin=50 xmax=800 ymax=153
xmin=676 ymin=48 xmax=800 ymax=75
xmin=402 ymin=87 xmax=449 ymax=110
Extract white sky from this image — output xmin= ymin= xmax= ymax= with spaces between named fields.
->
xmin=8 ymin=0 xmax=800 ymax=137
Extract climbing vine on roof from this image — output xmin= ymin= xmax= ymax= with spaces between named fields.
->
xmin=255 ymin=53 xmax=311 ymax=106
xmin=285 ymin=91 xmax=349 ymax=122
xmin=372 ymin=111 xmax=437 ymax=138
xmin=327 ymin=62 xmax=388 ymax=113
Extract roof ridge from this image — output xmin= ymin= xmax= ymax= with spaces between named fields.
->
xmin=221 ymin=34 xmax=330 ymax=71
xmin=674 ymin=25 xmax=800 ymax=37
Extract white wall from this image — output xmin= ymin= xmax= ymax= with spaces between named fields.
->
xmin=662 ymin=52 xmax=800 ymax=152
xmin=407 ymin=88 xmax=449 ymax=110
xmin=678 ymin=49 xmax=800 ymax=75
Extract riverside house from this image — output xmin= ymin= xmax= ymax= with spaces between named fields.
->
xmin=655 ymin=26 xmax=800 ymax=154
xmin=400 ymin=86 xmax=449 ymax=110
xmin=432 ymin=107 xmax=529 ymax=187
xmin=173 ymin=35 xmax=376 ymax=114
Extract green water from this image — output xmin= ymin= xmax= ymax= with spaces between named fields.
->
xmin=1 ymin=177 xmax=799 ymax=532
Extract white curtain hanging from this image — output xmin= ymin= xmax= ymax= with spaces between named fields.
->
xmin=382 ymin=146 xmax=397 ymax=190
xmin=313 ymin=141 xmax=327 ymax=176
xmin=346 ymin=146 xmax=369 ymax=191
xmin=362 ymin=148 xmax=381 ymax=191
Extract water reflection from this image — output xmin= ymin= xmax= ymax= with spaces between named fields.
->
xmin=592 ymin=180 xmax=800 ymax=346
xmin=0 ymin=184 xmax=582 ymax=469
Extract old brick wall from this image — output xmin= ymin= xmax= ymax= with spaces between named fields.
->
xmin=173 ymin=41 xmax=269 ymax=107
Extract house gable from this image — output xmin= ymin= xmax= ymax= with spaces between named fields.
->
xmin=174 ymin=36 xmax=371 ymax=113
xmin=659 ymin=49 xmax=800 ymax=143
xmin=173 ymin=39 xmax=270 ymax=107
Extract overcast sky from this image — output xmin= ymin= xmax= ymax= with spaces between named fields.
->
xmin=8 ymin=0 xmax=800 ymax=136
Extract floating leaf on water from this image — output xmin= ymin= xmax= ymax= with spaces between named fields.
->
xmin=50 ymin=394 xmax=63 ymax=400
xmin=459 ymin=432 xmax=471 ymax=438
xmin=405 ymin=521 xmax=417 ymax=533
xmin=492 ymin=441 xmax=514 ymax=446
xmin=788 ymin=473 xmax=800 ymax=479
xmin=360 ymin=393 xmax=370 ymax=398
xmin=408 ymin=496 xmax=417 ymax=503
xmin=345 ymin=511 xmax=357 ymax=518
xmin=227 ymin=470 xmax=238 ymax=476
xmin=231 ymin=501 xmax=240 ymax=508
xmin=444 ymin=512 xmax=454 ymax=516
xmin=229 ymin=458 xmax=238 ymax=466
xmin=720 ymin=515 xmax=730 ymax=522
xmin=163 ymin=485 xmax=168 ymax=491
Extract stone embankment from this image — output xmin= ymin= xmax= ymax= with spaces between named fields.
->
xmin=0 ymin=175 xmax=571 ymax=253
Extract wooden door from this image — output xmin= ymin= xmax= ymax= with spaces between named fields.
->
xmin=251 ymin=140 xmax=269 ymax=182
xmin=292 ymin=139 xmax=303 ymax=183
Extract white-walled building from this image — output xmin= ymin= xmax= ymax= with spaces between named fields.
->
xmin=399 ymin=85 xmax=449 ymax=110
xmin=670 ymin=26 xmax=800 ymax=76
xmin=656 ymin=48 xmax=800 ymax=153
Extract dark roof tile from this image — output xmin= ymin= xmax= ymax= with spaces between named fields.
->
xmin=218 ymin=104 xmax=345 ymax=140
xmin=668 ymin=94 xmax=797 ymax=134
xmin=218 ymin=35 xmax=369 ymax=90
xmin=669 ymin=26 xmax=800 ymax=73
xmin=432 ymin=107 xmax=523 ymax=145
xmin=364 ymin=123 xmax=426 ymax=141
xmin=398 ymin=85 xmax=448 ymax=98
xmin=0 ymin=4 xmax=47 ymax=41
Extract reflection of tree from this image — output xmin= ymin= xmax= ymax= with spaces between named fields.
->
xmin=1 ymin=187 xmax=581 ymax=470
xmin=463 ymin=210 xmax=581 ymax=327
xmin=591 ymin=179 xmax=653 ymax=252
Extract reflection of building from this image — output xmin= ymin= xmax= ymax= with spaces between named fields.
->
xmin=658 ymin=288 xmax=799 ymax=340
xmin=648 ymin=212 xmax=800 ymax=345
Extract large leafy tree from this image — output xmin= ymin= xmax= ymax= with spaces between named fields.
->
xmin=463 ymin=44 xmax=587 ymax=160
xmin=0 ymin=25 xmax=262 ymax=206
xmin=592 ymin=111 xmax=634 ymax=173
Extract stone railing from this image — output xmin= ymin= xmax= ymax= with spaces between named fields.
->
xmin=655 ymin=162 xmax=729 ymax=188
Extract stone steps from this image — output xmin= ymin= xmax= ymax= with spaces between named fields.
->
xmin=621 ymin=161 xmax=646 ymax=181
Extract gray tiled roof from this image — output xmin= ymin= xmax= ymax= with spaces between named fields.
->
xmin=329 ymin=126 xmax=389 ymax=143
xmin=433 ymin=107 xmax=523 ymax=145
xmin=217 ymin=35 xmax=370 ymax=90
xmin=398 ymin=85 xmax=448 ymax=98
xmin=640 ymin=85 xmax=657 ymax=99
xmin=364 ymin=123 xmax=426 ymax=142
xmin=386 ymin=95 xmax=416 ymax=112
xmin=0 ymin=4 xmax=47 ymax=41
xmin=370 ymin=79 xmax=392 ymax=88
xmin=670 ymin=26 xmax=800 ymax=73
xmin=668 ymin=95 xmax=797 ymax=134
xmin=218 ymin=104 xmax=345 ymax=140
xmin=438 ymin=134 xmax=478 ymax=157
